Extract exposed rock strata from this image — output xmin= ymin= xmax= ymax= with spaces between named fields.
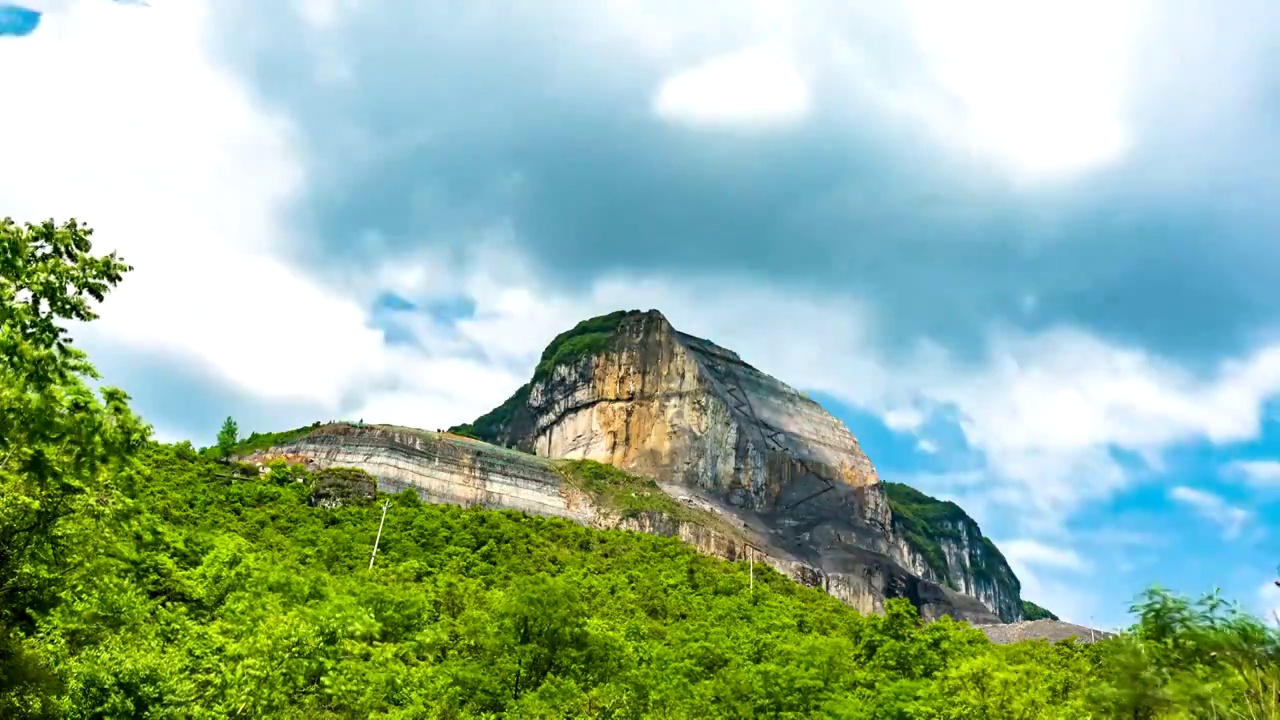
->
xmin=457 ymin=310 xmax=1021 ymax=622
xmin=249 ymin=424 xmax=595 ymax=524
xmin=248 ymin=423 xmax=992 ymax=621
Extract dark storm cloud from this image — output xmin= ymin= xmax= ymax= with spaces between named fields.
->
xmin=209 ymin=1 xmax=1280 ymax=364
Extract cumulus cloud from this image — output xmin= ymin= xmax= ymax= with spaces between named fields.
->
xmin=652 ymin=45 xmax=810 ymax=127
xmin=0 ymin=0 xmax=523 ymax=437
xmin=196 ymin=0 xmax=1280 ymax=376
xmin=883 ymin=407 xmax=928 ymax=432
xmin=903 ymin=0 xmax=1135 ymax=179
xmin=1223 ymin=459 xmax=1280 ymax=488
xmin=1170 ymin=486 xmax=1252 ymax=540
xmin=996 ymin=537 xmax=1096 ymax=624
xmin=1000 ymin=539 xmax=1090 ymax=572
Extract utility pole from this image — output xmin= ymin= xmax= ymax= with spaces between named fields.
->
xmin=749 ymin=545 xmax=754 ymax=592
xmin=369 ymin=499 xmax=391 ymax=570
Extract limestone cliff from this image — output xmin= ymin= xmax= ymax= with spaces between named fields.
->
xmin=243 ymin=424 xmax=971 ymax=617
xmin=451 ymin=309 xmax=1025 ymax=622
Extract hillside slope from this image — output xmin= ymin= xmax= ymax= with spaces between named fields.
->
xmin=22 ymin=443 xmax=1110 ymax=717
xmin=244 ymin=423 xmax=961 ymax=619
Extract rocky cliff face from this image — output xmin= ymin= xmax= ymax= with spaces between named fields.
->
xmin=884 ymin=483 xmax=1022 ymax=622
xmin=248 ymin=423 xmax=597 ymax=524
xmin=245 ymin=423 xmax=984 ymax=618
xmin=450 ymin=309 xmax=1025 ymax=623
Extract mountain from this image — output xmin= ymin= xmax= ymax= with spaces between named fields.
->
xmin=247 ymin=309 xmax=1030 ymax=623
xmin=448 ymin=309 xmax=1024 ymax=621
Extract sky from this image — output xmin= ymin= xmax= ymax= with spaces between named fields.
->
xmin=3 ymin=0 xmax=1280 ymax=630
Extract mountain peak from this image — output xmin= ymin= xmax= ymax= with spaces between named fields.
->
xmin=530 ymin=309 xmax=660 ymax=380
xmin=449 ymin=310 xmax=1026 ymax=622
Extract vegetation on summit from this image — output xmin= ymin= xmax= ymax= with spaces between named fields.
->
xmin=882 ymin=482 xmax=1018 ymax=603
xmin=1023 ymin=600 xmax=1061 ymax=622
xmin=448 ymin=310 xmax=644 ymax=444
xmin=532 ymin=310 xmax=644 ymax=382
xmin=3 ymin=217 xmax=1280 ymax=718
xmin=217 ymin=421 xmax=324 ymax=459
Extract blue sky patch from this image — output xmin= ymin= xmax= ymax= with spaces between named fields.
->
xmin=0 ymin=5 xmax=41 ymax=37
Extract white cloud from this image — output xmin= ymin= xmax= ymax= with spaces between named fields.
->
xmin=904 ymin=0 xmax=1135 ymax=179
xmin=652 ymin=45 xmax=811 ymax=127
xmin=609 ymin=0 xmax=1278 ymax=190
xmin=892 ymin=330 xmax=1280 ymax=525
xmin=1224 ymin=459 xmax=1280 ymax=487
xmin=1258 ymin=581 xmax=1280 ymax=626
xmin=2 ymin=1 xmax=327 ymax=402
xmin=884 ymin=407 xmax=927 ymax=432
xmin=293 ymin=0 xmax=339 ymax=30
xmin=618 ymin=0 xmax=1145 ymax=177
xmin=1170 ymin=486 xmax=1252 ymax=540
xmin=7 ymin=0 xmax=75 ymax=13
xmin=1000 ymin=538 xmax=1090 ymax=572
xmin=995 ymin=538 xmax=1096 ymax=625
xmin=0 ymin=0 xmax=518 ymax=431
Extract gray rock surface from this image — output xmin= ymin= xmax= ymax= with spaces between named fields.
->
xmin=250 ymin=424 xmax=595 ymax=523
xmin=979 ymin=620 xmax=1116 ymax=645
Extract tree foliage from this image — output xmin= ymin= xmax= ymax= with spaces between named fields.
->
xmin=216 ymin=417 xmax=239 ymax=458
xmin=0 ymin=217 xmax=150 ymax=716
xmin=1023 ymin=600 xmax=1060 ymax=621
xmin=3 ymin=218 xmax=1279 ymax=718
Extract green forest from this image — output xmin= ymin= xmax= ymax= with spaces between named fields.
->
xmin=4 ymin=217 xmax=1280 ymax=718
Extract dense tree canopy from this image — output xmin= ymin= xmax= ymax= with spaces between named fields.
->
xmin=2 ymin=218 xmax=1278 ymax=718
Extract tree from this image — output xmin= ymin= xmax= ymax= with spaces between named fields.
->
xmin=0 ymin=217 xmax=145 ymax=606
xmin=0 ymin=218 xmax=148 ymax=712
xmin=216 ymin=416 xmax=239 ymax=458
